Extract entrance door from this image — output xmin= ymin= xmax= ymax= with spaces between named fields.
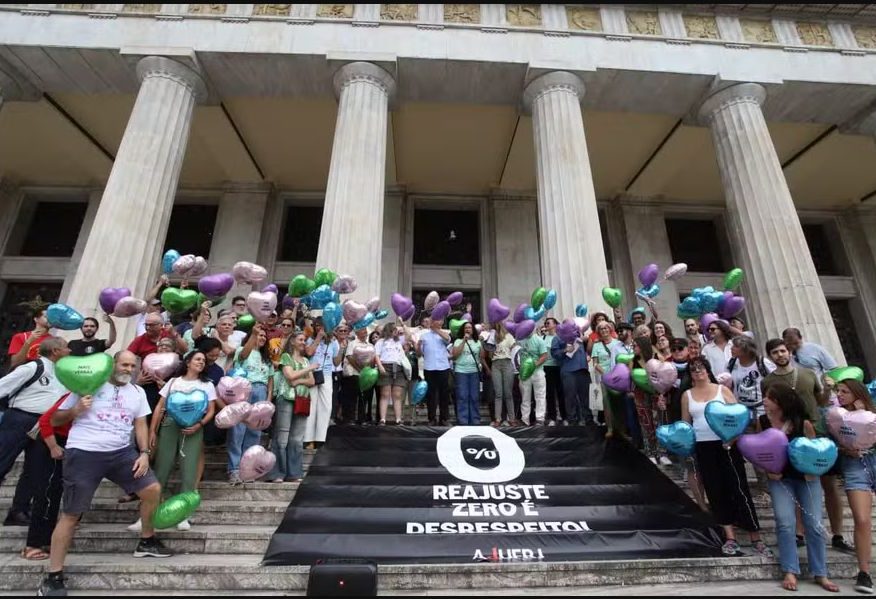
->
xmin=0 ymin=282 xmax=62 ymax=372
xmin=411 ymin=289 xmax=482 ymax=324
xmin=828 ymin=299 xmax=870 ymax=379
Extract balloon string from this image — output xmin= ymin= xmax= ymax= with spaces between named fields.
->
xmin=784 ymin=480 xmax=830 ymax=542
xmin=725 ymin=445 xmax=759 ymax=530
xmin=179 ymin=434 xmax=186 ymax=459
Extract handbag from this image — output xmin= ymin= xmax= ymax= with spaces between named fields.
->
xmin=400 ymin=350 xmax=412 ymax=381
xmin=311 ymin=341 xmax=330 ymax=386
xmin=294 ymin=393 xmax=311 ymax=417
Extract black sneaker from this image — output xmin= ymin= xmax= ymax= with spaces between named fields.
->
xmin=856 ymin=571 xmax=874 ymax=594
xmin=133 ymin=536 xmax=172 ymax=558
xmin=832 ymin=535 xmax=855 ymax=554
xmin=37 ymin=574 xmax=67 ymax=596
xmin=4 ymin=510 xmax=30 ymax=526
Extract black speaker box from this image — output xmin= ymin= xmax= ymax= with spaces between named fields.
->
xmin=306 ymin=559 xmax=378 ymax=597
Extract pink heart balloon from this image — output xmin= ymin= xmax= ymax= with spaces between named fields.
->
xmin=716 ymin=372 xmax=733 ymax=389
xmin=232 ymin=261 xmax=268 ymax=285
xmin=216 ymin=376 xmax=252 ymax=404
xmin=142 ymin=352 xmax=180 ymax=380
xmin=214 ymin=402 xmax=252 ymax=429
xmin=239 ymin=445 xmax=276 ymax=482
xmin=113 ymin=296 xmax=148 ymax=318
xmin=736 ymin=428 xmax=788 ymax=474
xmin=424 ymin=291 xmax=440 ymax=312
xmin=827 ymin=407 xmax=876 ymax=451
xmin=603 ymin=364 xmax=631 ymax=392
xmin=247 ymin=291 xmax=277 ymax=322
xmin=645 ymin=358 xmax=678 ymax=394
xmin=189 ymin=256 xmax=208 ymax=277
xmin=172 ymin=254 xmax=196 ymax=276
xmin=446 ymin=291 xmax=463 ymax=307
xmin=664 ymin=263 xmax=688 ymax=281
xmin=365 ymin=296 xmax=381 ymax=313
xmin=574 ymin=317 xmax=590 ymax=332
xmin=390 ymin=293 xmax=413 ymax=317
xmin=342 ymin=300 xmax=368 ymax=325
xmin=353 ymin=345 xmax=375 ymax=365
xmin=99 ymin=287 xmax=131 ymax=314
xmin=511 ymin=319 xmax=535 ymax=340
xmin=431 ymin=301 xmax=451 ymax=322
xmin=245 ymin=401 xmax=275 ymax=431
xmin=486 ymin=298 xmax=510 ymax=325
xmin=331 ymin=274 xmax=358 ymax=295
xmin=513 ymin=303 xmax=529 ymax=324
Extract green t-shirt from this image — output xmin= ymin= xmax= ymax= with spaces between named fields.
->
xmin=542 ymin=334 xmax=557 ymax=367
xmin=275 ymin=354 xmax=311 ymax=401
xmin=234 ymin=346 xmax=275 ymax=385
xmin=453 ymin=340 xmax=482 ymax=374
xmin=520 ymin=336 xmax=548 ymax=372
xmin=762 ymin=368 xmax=821 ymax=424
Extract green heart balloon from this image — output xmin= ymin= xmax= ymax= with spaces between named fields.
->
xmin=152 ymin=491 xmax=201 ymax=530
xmin=359 ymin=366 xmax=379 ymax=392
xmin=197 ymin=292 xmax=225 ymax=307
xmin=449 ymin=319 xmax=466 ymax=338
xmin=631 ymin=367 xmax=655 ymax=393
xmin=616 ymin=353 xmax=634 ymax=367
xmin=56 ymin=354 xmax=113 ymax=396
xmin=160 ymin=287 xmax=199 ymax=314
xmin=530 ymin=287 xmax=548 ymax=311
xmin=827 ymin=366 xmax=864 ymax=383
xmin=602 ymin=287 xmax=622 ymax=309
xmin=723 ymin=267 xmax=745 ymax=291
xmin=290 ymin=274 xmax=316 ymax=298
xmin=314 ymin=268 xmax=337 ymax=287
xmin=237 ymin=314 xmax=255 ymax=331
xmin=519 ymin=356 xmax=536 ymax=381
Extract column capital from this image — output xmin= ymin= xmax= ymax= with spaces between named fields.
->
xmin=332 ymin=61 xmax=396 ymax=99
xmin=697 ymin=82 xmax=766 ymax=124
xmin=136 ymin=56 xmax=207 ymax=103
xmin=522 ymin=71 xmax=585 ymax=115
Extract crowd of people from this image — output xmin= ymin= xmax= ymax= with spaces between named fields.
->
xmin=0 ymin=273 xmax=873 ymax=595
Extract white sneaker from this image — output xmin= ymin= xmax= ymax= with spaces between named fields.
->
xmin=649 ymin=457 xmax=658 ymax=465
xmin=658 ymin=456 xmax=673 ymax=466
xmin=127 ymin=518 xmax=142 ymax=532
xmin=176 ymin=519 xmax=191 ymax=531
xmin=500 ymin=421 xmax=510 ymax=427
xmin=547 ymin=420 xmax=557 ymax=427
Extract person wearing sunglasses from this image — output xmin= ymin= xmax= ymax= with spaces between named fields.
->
xmin=702 ymin=319 xmax=733 ymax=377
xmin=268 ymin=318 xmax=297 ymax=367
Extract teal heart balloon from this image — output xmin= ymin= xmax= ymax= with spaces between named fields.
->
xmin=162 ymin=249 xmax=180 ymax=275
xmin=160 ymin=287 xmax=199 ymax=314
xmin=56 ymin=354 xmax=113 ymax=396
xmin=47 ymin=303 xmax=84 ymax=331
xmin=542 ymin=289 xmax=557 ymax=311
xmin=531 ymin=287 xmax=548 ymax=311
xmin=656 ymin=421 xmax=696 ymax=457
xmin=704 ymin=401 xmax=750 ymax=444
xmin=314 ymin=268 xmax=337 ymax=287
xmin=788 ymin=437 xmax=838 ymax=477
xmin=322 ymin=302 xmax=342 ymax=333
xmin=723 ymin=268 xmax=744 ymax=291
xmin=152 ymin=491 xmax=201 ymax=529
xmin=575 ymin=304 xmax=588 ymax=318
xmin=827 ymin=366 xmax=864 ymax=384
xmin=289 ymin=274 xmax=316 ymax=298
xmin=412 ymin=380 xmax=428 ymax=405
xmin=166 ymin=389 xmax=208 ymax=428
xmin=374 ymin=309 xmax=390 ymax=320
xmin=602 ymin=287 xmax=622 ymax=309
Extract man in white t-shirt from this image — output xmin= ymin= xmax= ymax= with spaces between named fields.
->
xmin=38 ymin=351 xmax=170 ymax=597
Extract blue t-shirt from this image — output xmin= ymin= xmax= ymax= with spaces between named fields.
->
xmin=420 ymin=331 xmax=451 ymax=371
xmin=793 ymin=342 xmax=837 ymax=379
xmin=309 ymin=339 xmax=339 ymax=377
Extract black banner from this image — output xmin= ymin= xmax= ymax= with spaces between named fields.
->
xmin=263 ymin=426 xmax=723 ymax=565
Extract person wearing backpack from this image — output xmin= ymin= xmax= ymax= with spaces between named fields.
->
xmin=0 ymin=337 xmax=70 ymax=527
xmin=726 ymin=335 xmax=775 ymax=419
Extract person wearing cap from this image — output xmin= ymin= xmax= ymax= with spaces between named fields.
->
xmin=135 ymin=276 xmax=170 ymax=336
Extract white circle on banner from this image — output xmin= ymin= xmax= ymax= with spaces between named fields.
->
xmin=436 ymin=426 xmax=525 ymax=483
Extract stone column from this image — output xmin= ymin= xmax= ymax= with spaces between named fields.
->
xmin=315 ymin=62 xmax=395 ymax=302
xmin=699 ymin=83 xmax=845 ymax=362
xmin=523 ymin=71 xmax=610 ymax=319
xmin=64 ymin=56 xmax=206 ymax=343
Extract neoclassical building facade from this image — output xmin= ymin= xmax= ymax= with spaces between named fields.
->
xmin=0 ymin=3 xmax=875 ymax=375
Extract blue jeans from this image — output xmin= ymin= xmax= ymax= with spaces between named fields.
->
xmin=768 ymin=478 xmax=827 ymax=577
xmin=455 ymin=372 xmax=480 ymax=425
xmin=269 ymin=397 xmax=307 ymax=480
xmin=561 ymin=369 xmax=592 ymax=424
xmin=227 ymin=382 xmax=267 ymax=474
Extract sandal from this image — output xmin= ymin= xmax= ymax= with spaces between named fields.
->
xmin=782 ymin=573 xmax=797 ymax=592
xmin=20 ymin=547 xmax=49 ymax=561
xmin=814 ymin=577 xmax=839 ymax=593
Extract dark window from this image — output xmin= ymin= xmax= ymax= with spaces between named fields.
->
xmin=598 ymin=208 xmax=612 ymax=269
xmin=413 ymin=209 xmax=480 ymax=266
xmin=802 ymin=223 xmax=841 ymax=276
xmin=12 ymin=202 xmax=87 ymax=257
xmin=163 ymin=204 xmax=218 ymax=258
xmin=828 ymin=300 xmax=870 ymax=380
xmin=411 ymin=289 xmax=482 ymax=324
xmin=665 ymin=218 xmax=727 ymax=272
xmin=0 ymin=282 xmax=62 ymax=372
xmin=277 ymin=206 xmax=323 ymax=262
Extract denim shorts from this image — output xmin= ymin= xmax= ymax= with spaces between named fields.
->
xmin=62 ymin=446 xmax=158 ymax=514
xmin=841 ymin=452 xmax=876 ymax=493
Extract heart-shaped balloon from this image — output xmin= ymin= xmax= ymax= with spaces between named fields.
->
xmin=162 ymin=250 xmax=181 ymax=275
xmin=198 ymin=273 xmax=234 ymax=299
xmin=195 ymin=292 xmax=224 ymax=308
xmin=401 ymin=305 xmax=416 ymax=322
xmin=645 ymin=359 xmax=678 ymax=394
xmin=601 ymin=287 xmax=622 ymax=309
xmin=374 ymin=309 xmax=390 ymax=320
xmin=322 ymin=302 xmax=342 ymax=333
xmin=365 ymin=296 xmax=381 ymax=313
xmin=112 ymin=297 xmax=147 ymax=318
xmin=353 ymin=344 xmax=375 ymax=365
xmin=723 ymin=268 xmax=745 ymax=291
xmin=445 ymin=291 xmax=464 ymax=307
xmin=487 ymin=298 xmax=510 ymax=325
xmin=720 ymin=295 xmax=746 ymax=319
xmin=431 ymin=300 xmax=451 ymax=322
xmin=700 ymin=313 xmax=720 ymax=339
xmin=736 ymin=428 xmax=789 ymax=474
xmin=664 ymin=263 xmax=687 ymax=281
xmin=99 ymin=287 xmax=131 ymax=314
xmin=47 ymin=303 xmax=84 ymax=331
xmin=161 ymin=287 xmax=199 ymax=314
xmin=789 ymin=437 xmax=838 ymax=477
xmin=262 ymin=284 xmax=279 ymax=295
xmin=189 ymin=256 xmax=208 ymax=277
xmin=637 ymin=284 xmax=660 ymax=299
xmin=449 ymin=319 xmax=466 ymax=338
xmin=216 ymin=376 xmax=252 ymax=404
xmin=353 ymin=312 xmax=375 ymax=330
xmin=679 ymin=296 xmax=702 ymax=317
xmin=172 ymin=254 xmax=196 ymax=277
xmin=412 ymin=380 xmax=428 ymax=405
xmin=56 ymin=354 xmax=113 ymax=396
xmin=461 ymin=313 xmax=472 ymax=322
xmin=289 ymin=274 xmax=316 ymax=298
xmin=631 ymin=368 xmax=655 ymax=393
xmin=524 ymin=305 xmax=546 ymax=322
xmin=166 ymin=389 xmax=209 ymax=428
xmin=574 ymin=317 xmax=590 ymax=332
xmin=308 ymin=285 xmax=335 ymax=309
xmin=359 ymin=366 xmax=379 ymax=391
xmin=716 ymin=372 xmax=733 ymax=389
xmin=214 ymin=401 xmax=252 ymax=429
xmin=701 ymin=291 xmax=724 ymax=314
xmin=247 ymin=291 xmax=277 ymax=322
xmin=152 ymin=491 xmax=200 ymax=529
xmin=237 ymin=314 xmax=255 ymax=331
xmin=513 ymin=303 xmax=529 ymax=324
xmin=391 ymin=293 xmax=414 ymax=317
xmin=519 ymin=356 xmax=536 ymax=381
xmin=424 ymin=291 xmax=440 ymax=312
xmin=603 ymin=363 xmax=631 ymax=392
xmin=827 ymin=407 xmax=876 ymax=450
xmin=827 ymin=366 xmax=865 ymax=384
xmin=239 ymin=445 xmax=276 ymax=482
xmin=143 ymin=352 xmax=181 ymax=380
xmin=245 ymin=401 xmax=275 ymax=430
xmin=530 ymin=287 xmax=548 ymax=311
xmin=575 ymin=304 xmax=588 ymax=318
xmin=331 ymin=274 xmax=358 ymax=295
xmin=868 ymin=380 xmax=876 ymax=401
xmin=342 ymin=300 xmax=368 ymax=325
xmin=556 ymin=319 xmax=580 ymax=345
xmin=637 ymin=263 xmax=659 ymax=288
xmin=504 ymin=321 xmax=518 ymax=338
xmin=511 ymin=319 xmax=535 ymax=340
xmin=656 ymin=421 xmax=695 ymax=457
xmin=314 ymin=268 xmax=337 ymax=287
xmin=615 ymin=353 xmax=634 ymax=367
xmin=543 ymin=289 xmax=557 ymax=311
xmin=704 ymin=401 xmax=750 ymax=443
xmin=230 ymin=261 xmax=268 ymax=285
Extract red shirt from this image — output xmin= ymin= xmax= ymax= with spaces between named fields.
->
xmin=39 ymin=394 xmax=72 ymax=439
xmin=8 ymin=331 xmax=51 ymax=361
xmin=127 ymin=331 xmax=173 ymax=361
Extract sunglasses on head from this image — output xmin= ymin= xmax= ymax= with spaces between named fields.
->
xmin=690 ymin=363 xmax=706 ymax=372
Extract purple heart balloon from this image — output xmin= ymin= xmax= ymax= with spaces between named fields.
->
xmin=401 ymin=305 xmax=416 ymax=322
xmin=99 ymin=287 xmax=131 ymax=314
xmin=431 ymin=300 xmax=451 ymax=322
xmin=282 ymin=294 xmax=296 ymax=309
xmin=512 ymin=319 xmax=536 ymax=340
xmin=700 ymin=313 xmax=720 ymax=340
xmin=556 ymin=319 xmax=580 ymax=344
xmin=721 ymin=295 xmax=746 ymax=319
xmin=198 ymin=274 xmax=234 ymax=299
xmin=365 ymin=296 xmax=381 ymax=313
xmin=513 ymin=303 xmax=529 ymax=324
xmin=446 ymin=291 xmax=464 ymax=307
xmin=736 ymin=428 xmax=789 ymax=474
xmin=462 ymin=313 xmax=472 ymax=322
xmin=262 ymin=283 xmax=278 ymax=295
xmin=637 ymin=263 xmax=659 ymax=288
xmin=487 ymin=298 xmax=510 ymax=325
xmin=603 ymin=364 xmax=631 ymax=392
xmin=390 ymin=293 xmax=413 ymax=317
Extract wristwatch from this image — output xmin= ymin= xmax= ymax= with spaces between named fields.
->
xmin=140 ymin=448 xmax=152 ymax=456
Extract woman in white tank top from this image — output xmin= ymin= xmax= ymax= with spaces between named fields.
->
xmin=682 ymin=356 xmax=771 ymax=559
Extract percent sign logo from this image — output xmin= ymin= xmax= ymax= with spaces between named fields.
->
xmin=437 ymin=427 xmax=525 ymax=483
xmin=466 ymin=447 xmax=497 ymax=461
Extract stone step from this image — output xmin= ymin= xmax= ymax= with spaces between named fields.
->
xmin=0 ymin=479 xmax=298 ymax=501
xmin=1 ymin=461 xmax=311 ymax=482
